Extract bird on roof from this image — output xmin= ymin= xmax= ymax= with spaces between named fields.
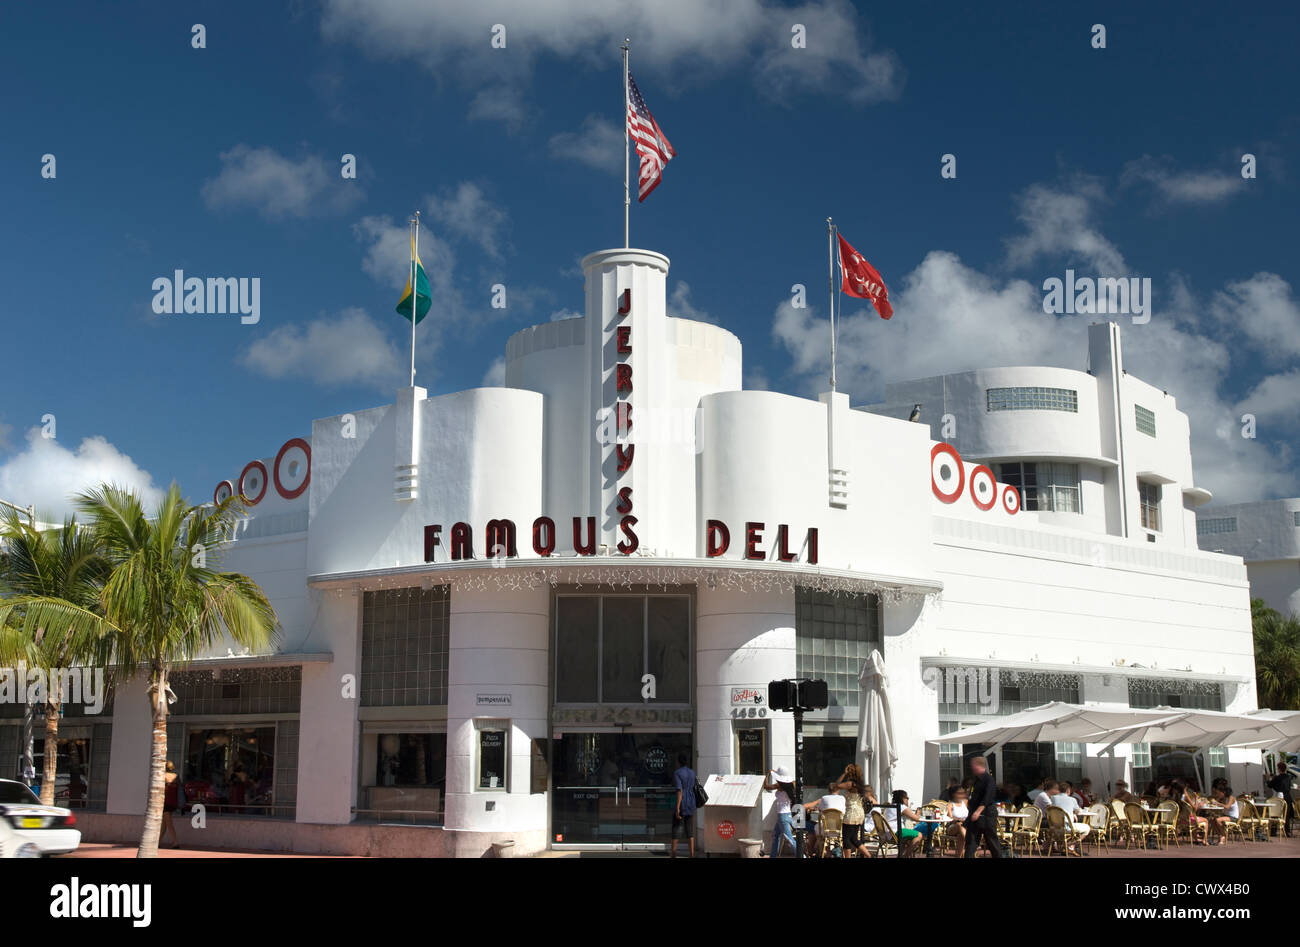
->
xmin=908 ymin=403 xmax=922 ymax=422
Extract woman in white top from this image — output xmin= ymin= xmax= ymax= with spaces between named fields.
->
xmin=945 ymin=785 xmax=970 ymax=855
xmin=763 ymin=767 xmax=797 ymax=857
xmin=1208 ymin=783 xmax=1239 ymax=845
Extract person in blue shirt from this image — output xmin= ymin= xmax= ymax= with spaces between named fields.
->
xmin=671 ymin=752 xmax=697 ymax=858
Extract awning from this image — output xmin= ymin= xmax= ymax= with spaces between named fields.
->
xmin=930 ymin=701 xmax=1286 ymax=754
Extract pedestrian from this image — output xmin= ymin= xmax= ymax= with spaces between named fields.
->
xmin=161 ymin=760 xmax=182 ymax=849
xmin=763 ymin=766 xmax=798 ymax=857
xmin=1268 ymin=760 xmax=1295 ymax=837
xmin=963 ymin=756 xmax=1003 ymax=858
xmin=670 ymin=752 xmax=697 ymax=858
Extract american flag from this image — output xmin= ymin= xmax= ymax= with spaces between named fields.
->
xmin=627 ymin=73 xmax=675 ymax=202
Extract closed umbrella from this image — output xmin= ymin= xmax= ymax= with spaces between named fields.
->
xmin=857 ymin=649 xmax=897 ymax=797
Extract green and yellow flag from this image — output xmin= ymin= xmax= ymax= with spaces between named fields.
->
xmin=396 ymin=232 xmax=432 ymax=325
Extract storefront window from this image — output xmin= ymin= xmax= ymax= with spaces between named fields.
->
xmin=185 ymin=727 xmax=276 ymax=813
xmin=477 ymin=724 xmax=509 ymax=790
xmin=801 ymin=735 xmax=855 ymax=797
xmin=735 ymin=726 xmax=767 ymax=775
xmin=32 ymin=737 xmax=92 ymax=808
xmin=555 ymin=594 xmax=690 ymax=704
xmin=376 ymin=732 xmax=446 ymax=791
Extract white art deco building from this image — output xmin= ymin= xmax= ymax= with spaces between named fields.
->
xmin=49 ymin=245 xmax=1260 ymax=856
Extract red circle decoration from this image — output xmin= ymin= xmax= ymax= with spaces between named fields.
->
xmin=239 ymin=460 xmax=268 ymax=505
xmin=213 ymin=480 xmax=234 ymax=505
xmin=273 ymin=437 xmax=312 ymax=500
xmin=930 ymin=443 xmax=965 ymax=504
xmin=969 ymin=465 xmax=997 ymax=511
xmin=716 ymin=820 xmax=736 ymax=840
xmin=1002 ymin=484 xmax=1021 ymax=515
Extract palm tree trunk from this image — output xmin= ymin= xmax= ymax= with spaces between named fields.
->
xmin=137 ymin=665 xmax=169 ymax=858
xmin=39 ymin=686 xmax=61 ymax=806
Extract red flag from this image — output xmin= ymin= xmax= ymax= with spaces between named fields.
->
xmin=837 ymin=232 xmax=893 ymax=319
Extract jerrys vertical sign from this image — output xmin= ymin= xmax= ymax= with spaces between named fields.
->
xmin=612 ymin=287 xmax=639 ymax=553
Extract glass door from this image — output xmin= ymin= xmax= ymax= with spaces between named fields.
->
xmin=551 ymin=731 xmax=692 ymax=850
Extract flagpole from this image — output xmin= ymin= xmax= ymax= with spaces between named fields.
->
xmin=622 ymin=38 xmax=630 ymax=248
xmin=411 ymin=211 xmax=419 ymax=387
xmin=827 ymin=217 xmax=837 ymax=392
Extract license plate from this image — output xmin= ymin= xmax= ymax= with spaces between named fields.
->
xmin=20 ymin=817 xmax=43 ymax=829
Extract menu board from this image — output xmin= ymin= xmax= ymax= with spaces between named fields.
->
xmin=479 ymin=729 xmax=507 ymax=789
xmin=737 ymin=728 xmax=766 ymax=775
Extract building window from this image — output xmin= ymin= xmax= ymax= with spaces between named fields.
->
xmin=1131 ymin=743 xmax=1151 ymax=792
xmin=801 ymin=733 xmax=856 ymax=799
xmin=795 ymin=589 xmax=881 ymax=708
xmin=185 ymin=726 xmax=277 ymax=813
xmin=1138 ymin=481 xmax=1162 ymax=532
xmin=735 ymin=725 xmax=768 ymax=776
xmin=1135 ymin=404 xmax=1157 ymax=437
xmin=1294 ymin=511 xmax=1300 ymax=527
xmin=1054 ymin=742 xmax=1083 ymax=784
xmin=32 ymin=737 xmax=92 ymax=808
xmin=1127 ymin=678 xmax=1224 ymax=711
xmin=995 ymin=462 xmax=1081 ymax=513
xmin=554 ymin=595 xmax=691 ymax=704
xmin=1197 ymin=516 xmax=1237 ymax=536
xmin=986 ymin=386 xmax=1078 ymax=413
xmin=377 ymin=733 xmax=446 ymax=791
xmin=476 ymin=722 xmax=509 ymax=791
xmin=361 ymin=587 xmax=450 ymax=707
xmin=170 ymin=666 xmax=300 ymax=716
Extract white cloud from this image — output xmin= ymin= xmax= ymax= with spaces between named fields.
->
xmin=468 ymin=85 xmax=528 ymax=132
xmin=549 ymin=115 xmax=623 ymax=175
xmin=319 ymin=0 xmax=903 ymax=115
xmin=772 ymin=179 xmax=1300 ymax=505
xmin=669 ymin=281 xmax=712 ymax=323
xmin=482 ymin=356 xmax=506 ymax=386
xmin=201 ymin=145 xmax=362 ymax=219
xmin=237 ymin=307 xmax=404 ymax=390
xmin=1121 ymin=155 xmax=1245 ymax=205
xmin=0 ymin=428 xmax=165 ymax=521
xmin=550 ymin=308 xmax=583 ymax=321
xmin=426 ymin=182 xmax=510 ymax=259
xmin=1211 ymin=272 xmax=1300 ymax=362
xmin=1004 ymin=177 xmax=1126 ymax=275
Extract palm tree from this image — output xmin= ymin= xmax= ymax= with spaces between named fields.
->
xmin=0 ymin=512 xmax=114 ymax=805
xmin=75 ymin=484 xmax=278 ymax=857
xmin=1253 ymin=598 xmax=1300 ymax=711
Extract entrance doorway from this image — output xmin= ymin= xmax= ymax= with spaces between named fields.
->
xmin=551 ymin=731 xmax=691 ymax=850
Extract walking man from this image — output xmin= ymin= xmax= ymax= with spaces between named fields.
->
xmin=963 ymin=756 xmax=1004 ymax=858
xmin=671 ymin=752 xmax=698 ymax=858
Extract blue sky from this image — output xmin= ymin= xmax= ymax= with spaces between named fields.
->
xmin=2 ymin=0 xmax=1298 ymax=514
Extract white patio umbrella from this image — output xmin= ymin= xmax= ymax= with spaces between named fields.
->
xmin=1243 ymin=710 xmax=1300 ymax=754
xmin=925 ymin=701 xmax=1190 ymax=756
xmin=857 ymin=650 xmax=897 ymax=797
xmin=1094 ymin=707 xmax=1288 ymax=752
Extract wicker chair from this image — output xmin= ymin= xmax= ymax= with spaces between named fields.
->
xmin=1124 ymin=802 xmax=1155 ymax=849
xmin=819 ymin=809 xmax=845 ymax=857
xmin=1080 ymin=804 xmax=1109 ymax=854
xmin=1043 ymin=805 xmax=1084 ymax=856
xmin=1009 ymin=805 xmax=1042 ymax=856
xmin=1108 ymin=799 xmax=1131 ymax=845
xmin=1238 ymin=799 xmax=1267 ymax=842
xmin=1219 ymin=806 xmax=1245 ymax=844
xmin=870 ymin=809 xmax=899 ymax=857
xmin=1175 ymin=801 xmax=1209 ymax=846
xmin=1260 ymin=798 xmax=1287 ymax=838
xmin=1152 ymin=801 xmax=1178 ymax=849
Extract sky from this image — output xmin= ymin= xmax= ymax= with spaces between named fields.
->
xmin=1 ymin=0 xmax=1298 ymax=517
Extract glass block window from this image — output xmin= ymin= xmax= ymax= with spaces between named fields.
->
xmin=1135 ymin=404 xmax=1157 ymax=437
xmin=1127 ymin=678 xmax=1223 ymax=711
xmin=795 ymin=589 xmax=881 ymax=708
xmin=1293 ymin=511 xmax=1300 ymax=527
xmin=1131 ymin=742 xmax=1151 ymax=792
xmin=170 ymin=666 xmax=301 ymax=716
xmin=1139 ymin=480 xmax=1162 ymax=532
xmin=1054 ymin=742 xmax=1083 ymax=784
xmin=1197 ymin=516 xmax=1237 ymax=535
xmin=361 ymin=587 xmax=450 ymax=707
xmin=938 ymin=720 xmax=965 ymax=788
xmin=986 ymin=386 xmax=1078 ymax=413
xmin=994 ymin=462 xmax=1081 ymax=513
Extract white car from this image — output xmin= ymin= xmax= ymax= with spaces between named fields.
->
xmin=0 ymin=816 xmax=41 ymax=858
xmin=0 ymin=779 xmax=81 ymax=856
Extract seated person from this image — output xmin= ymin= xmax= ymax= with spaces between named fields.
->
xmin=1111 ymin=780 xmax=1136 ymax=804
xmin=944 ymin=785 xmax=971 ymax=855
xmin=1076 ymin=779 xmax=1096 ymax=807
xmin=872 ymin=790 xmax=927 ymax=857
xmin=1049 ymin=784 xmax=1092 ymax=849
xmin=1035 ymin=779 xmax=1060 ymax=814
xmin=1207 ymin=782 xmax=1238 ymax=844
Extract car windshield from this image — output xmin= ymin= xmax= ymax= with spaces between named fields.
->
xmin=0 ymin=782 xmax=41 ymax=804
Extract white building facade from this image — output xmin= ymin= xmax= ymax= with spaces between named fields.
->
xmin=1196 ymin=498 xmax=1300 ymax=618
xmin=41 ymin=245 xmax=1261 ymax=855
